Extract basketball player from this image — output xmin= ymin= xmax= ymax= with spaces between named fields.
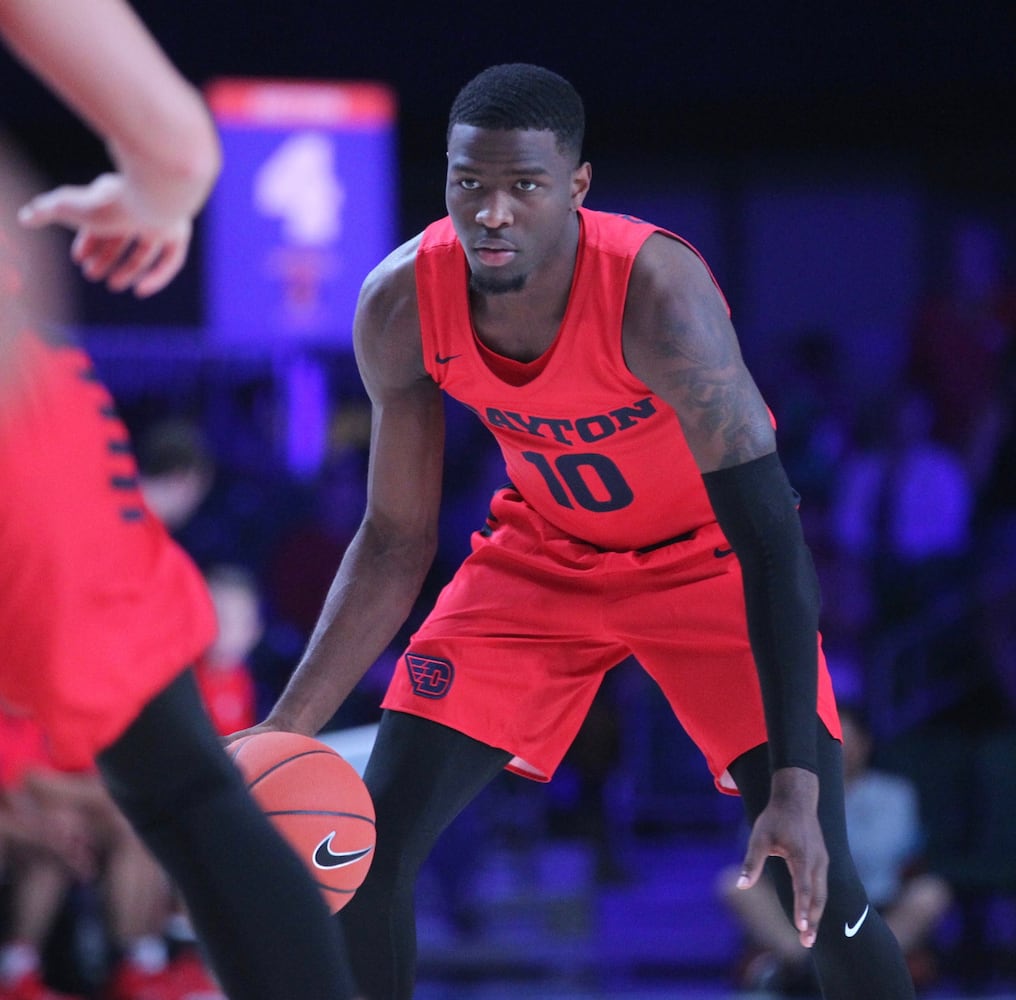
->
xmin=237 ymin=64 xmax=916 ymax=998
xmin=0 ymin=2 xmax=353 ymax=997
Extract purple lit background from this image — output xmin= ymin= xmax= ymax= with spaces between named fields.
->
xmin=3 ymin=1 xmax=1015 ymax=995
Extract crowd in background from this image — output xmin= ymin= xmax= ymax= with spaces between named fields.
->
xmin=3 ymin=210 xmax=1015 ymax=995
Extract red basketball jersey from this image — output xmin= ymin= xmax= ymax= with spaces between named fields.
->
xmin=416 ymin=209 xmax=732 ymax=551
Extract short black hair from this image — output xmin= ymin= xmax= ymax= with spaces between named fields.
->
xmin=448 ymin=63 xmax=585 ymax=163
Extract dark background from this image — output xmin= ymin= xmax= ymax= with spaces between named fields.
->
xmin=3 ymin=8 xmax=1016 ymax=989
xmin=3 ymin=0 xmax=1014 ymax=327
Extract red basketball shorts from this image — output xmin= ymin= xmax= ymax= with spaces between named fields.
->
xmin=383 ymin=485 xmax=841 ymax=793
xmin=0 ymin=332 xmax=216 ymax=769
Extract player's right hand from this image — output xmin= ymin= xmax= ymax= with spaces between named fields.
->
xmin=17 ymin=172 xmax=192 ymax=297
xmin=222 ymin=720 xmax=286 ymax=749
xmin=736 ymin=766 xmax=828 ymax=948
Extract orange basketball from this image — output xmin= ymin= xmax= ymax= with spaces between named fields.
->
xmin=228 ymin=731 xmax=375 ymax=913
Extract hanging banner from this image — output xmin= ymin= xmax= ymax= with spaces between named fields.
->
xmin=205 ymin=78 xmax=397 ymax=346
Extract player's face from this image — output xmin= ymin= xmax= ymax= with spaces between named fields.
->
xmin=446 ymin=125 xmax=590 ymax=295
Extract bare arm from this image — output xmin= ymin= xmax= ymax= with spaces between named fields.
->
xmin=622 ymin=234 xmax=774 ymax=471
xmin=624 ymin=234 xmax=826 ymax=947
xmin=0 ymin=0 xmax=221 ymax=295
xmin=253 ymin=240 xmax=445 ymax=737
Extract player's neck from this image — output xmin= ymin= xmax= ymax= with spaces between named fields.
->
xmin=470 ymin=284 xmax=567 ymax=363
xmin=469 ymin=233 xmax=578 ymax=363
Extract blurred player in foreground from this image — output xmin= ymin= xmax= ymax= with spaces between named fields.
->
xmin=0 ymin=1 xmax=352 ymax=997
xmin=231 ymin=63 xmax=916 ymax=999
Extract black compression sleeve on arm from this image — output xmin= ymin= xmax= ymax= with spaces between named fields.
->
xmin=701 ymin=451 xmax=821 ymax=774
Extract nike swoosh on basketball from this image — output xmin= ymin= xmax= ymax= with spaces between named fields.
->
xmin=313 ymin=832 xmax=374 ymax=870
xmin=435 ymin=352 xmax=461 ymax=364
xmin=713 ymin=546 xmax=735 ymax=558
xmin=844 ymin=904 xmax=869 ymax=937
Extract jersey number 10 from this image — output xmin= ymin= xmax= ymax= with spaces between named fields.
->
xmin=521 ymin=451 xmax=634 ymax=513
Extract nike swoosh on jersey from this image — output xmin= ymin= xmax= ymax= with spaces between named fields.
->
xmin=312 ymin=832 xmax=374 ymax=870
xmin=713 ymin=546 xmax=735 ymax=558
xmin=844 ymin=904 xmax=870 ymax=937
xmin=435 ymin=352 xmax=462 ymax=364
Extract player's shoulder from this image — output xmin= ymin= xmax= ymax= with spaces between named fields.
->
xmin=357 ymin=234 xmax=423 ymax=321
xmin=577 ymin=210 xmax=698 ymax=298
xmin=631 ymin=229 xmax=711 ymax=285
xmin=627 ymin=228 xmax=730 ymax=320
xmin=355 ymin=234 xmax=427 ymax=381
xmin=361 ymin=233 xmax=423 ymax=298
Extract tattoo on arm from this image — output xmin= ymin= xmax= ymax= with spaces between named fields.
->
xmin=648 ymin=301 xmax=771 ymax=468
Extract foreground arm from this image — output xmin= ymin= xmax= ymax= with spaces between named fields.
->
xmin=624 ymin=234 xmax=825 ymax=947
xmin=0 ymin=0 xmax=221 ymax=295
xmin=239 ymin=241 xmax=445 ymax=738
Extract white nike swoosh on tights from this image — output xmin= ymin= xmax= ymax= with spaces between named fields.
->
xmin=844 ymin=904 xmax=870 ymax=937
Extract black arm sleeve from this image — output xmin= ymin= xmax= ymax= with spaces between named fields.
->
xmin=701 ymin=451 xmax=821 ymax=774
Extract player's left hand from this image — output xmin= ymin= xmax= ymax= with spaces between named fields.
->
xmin=736 ymin=766 xmax=827 ymax=948
xmin=17 ymin=172 xmax=191 ymax=297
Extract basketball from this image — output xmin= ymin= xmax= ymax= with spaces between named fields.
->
xmin=228 ymin=731 xmax=375 ymax=913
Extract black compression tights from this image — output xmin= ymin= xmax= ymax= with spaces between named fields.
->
xmin=343 ymin=711 xmax=915 ymax=1000
xmin=729 ymin=728 xmax=916 ymax=1000
xmin=97 ymin=671 xmax=355 ymax=1000
xmin=340 ymin=711 xmax=512 ymax=1000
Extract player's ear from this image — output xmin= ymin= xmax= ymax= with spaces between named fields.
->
xmin=571 ymin=161 xmax=591 ymax=209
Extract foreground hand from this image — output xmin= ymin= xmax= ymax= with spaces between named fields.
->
xmin=736 ymin=767 xmax=827 ymax=947
xmin=18 ymin=172 xmax=192 ymax=297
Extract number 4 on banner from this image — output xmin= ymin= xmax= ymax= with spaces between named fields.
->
xmin=204 ymin=77 xmax=397 ymax=345
xmin=254 ymin=132 xmax=346 ymax=247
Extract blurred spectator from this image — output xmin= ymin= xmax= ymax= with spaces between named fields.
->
xmin=907 ymin=216 xmax=1016 ymax=467
xmin=829 ymin=385 xmax=973 ymax=635
xmin=969 ymin=342 xmax=1016 ymax=508
xmin=1 ymin=712 xmax=92 ymax=1000
xmin=263 ymin=452 xmax=365 ymax=642
xmin=969 ymin=344 xmax=1016 ymax=715
xmin=137 ymin=416 xmax=298 ymax=576
xmin=135 ymin=419 xmax=215 ymax=537
xmin=192 ymin=565 xmax=261 ymax=737
xmin=759 ymin=327 xmax=853 ymax=521
xmin=757 ymin=329 xmax=862 ymax=676
xmin=718 ymin=704 xmax=953 ymax=993
xmin=260 ymin=451 xmax=397 ymax=729
xmin=136 ymin=417 xmax=220 ymax=572
xmin=0 ymin=710 xmax=182 ymax=1000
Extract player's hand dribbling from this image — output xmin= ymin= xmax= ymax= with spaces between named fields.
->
xmin=18 ymin=172 xmax=192 ymax=297
xmin=736 ymin=767 xmax=828 ymax=948
xmin=221 ymin=720 xmax=287 ymax=750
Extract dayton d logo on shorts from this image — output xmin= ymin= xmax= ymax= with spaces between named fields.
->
xmin=404 ymin=653 xmax=454 ymax=698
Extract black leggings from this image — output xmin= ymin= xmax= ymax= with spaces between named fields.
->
xmin=729 ymin=731 xmax=915 ymax=1000
xmin=97 ymin=671 xmax=355 ymax=1000
xmin=341 ymin=710 xmax=914 ymax=1000
xmin=340 ymin=712 xmax=511 ymax=999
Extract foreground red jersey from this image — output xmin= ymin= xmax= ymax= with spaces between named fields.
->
xmin=0 ymin=330 xmax=215 ymax=768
